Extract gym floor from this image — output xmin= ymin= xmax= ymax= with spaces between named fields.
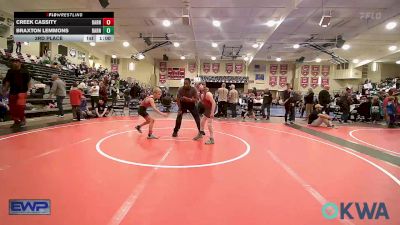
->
xmin=0 ymin=114 xmax=399 ymax=225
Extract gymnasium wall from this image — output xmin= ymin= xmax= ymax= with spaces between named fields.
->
xmin=118 ymin=58 xmax=155 ymax=86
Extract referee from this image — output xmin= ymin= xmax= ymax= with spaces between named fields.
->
xmin=172 ymin=78 xmax=203 ymax=139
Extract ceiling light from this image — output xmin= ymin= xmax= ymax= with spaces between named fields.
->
xmin=386 ymin=22 xmax=397 ymax=30
xmin=266 ymin=20 xmax=276 ymax=27
xmin=180 ymin=56 xmax=186 ymax=60
xmin=396 ymin=60 xmax=400 ymax=64
xmin=352 ymin=59 xmax=359 ymax=64
xmin=342 ymin=44 xmax=350 ymax=50
xmin=89 ymin=42 xmax=96 ymax=46
xmin=276 ymin=57 xmax=282 ymax=62
xmin=319 ymin=15 xmax=331 ymax=27
xmin=388 ymin=45 xmax=397 ymax=51
xmin=315 ymin=58 xmax=322 ymax=63
xmin=137 ymin=53 xmax=145 ymax=60
xmin=162 ymin=19 xmax=171 ymax=27
xmin=252 ymin=43 xmax=259 ymax=48
xmin=173 ymin=42 xmax=180 ymax=47
xmin=211 ymin=56 xmax=216 ymax=60
xmin=123 ymin=41 xmax=130 ymax=47
xmin=111 ymin=54 xmax=117 ymax=59
xmin=212 ymin=20 xmax=221 ymax=27
xmin=212 ymin=42 xmax=218 ymax=48
xmin=243 ymin=56 xmax=249 ymax=61
xmin=293 ymin=44 xmax=300 ymax=49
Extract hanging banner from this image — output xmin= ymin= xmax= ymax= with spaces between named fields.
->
xmin=300 ymin=77 xmax=309 ymax=88
xmin=279 ymin=76 xmax=287 ymax=87
xmin=280 ymin=64 xmax=288 ymax=75
xmin=269 ymin=76 xmax=277 ymax=87
xmin=212 ymin=63 xmax=220 ymax=74
xmin=111 ymin=64 xmax=118 ymax=72
xmin=321 ymin=77 xmax=329 ymax=87
xmin=301 ymin=65 xmax=310 ymax=76
xmin=188 ymin=63 xmax=196 ymax=73
xmin=255 ymin=74 xmax=265 ymax=81
xmin=226 ymin=63 xmax=233 ymax=74
xmin=167 ymin=68 xmax=185 ymax=80
xmin=203 ymin=63 xmax=210 ymax=73
xmin=235 ymin=63 xmax=244 ymax=74
xmin=321 ymin=65 xmax=330 ymax=76
xmin=311 ymin=77 xmax=319 ymax=88
xmin=270 ymin=64 xmax=278 ymax=75
xmin=311 ymin=65 xmax=320 ymax=76
xmin=160 ymin=61 xmax=167 ymax=72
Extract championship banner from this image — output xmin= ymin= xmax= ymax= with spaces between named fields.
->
xmin=321 ymin=65 xmax=330 ymax=76
xmin=160 ymin=61 xmax=167 ymax=72
xmin=270 ymin=64 xmax=278 ymax=75
xmin=212 ymin=63 xmax=220 ymax=74
xmin=311 ymin=65 xmax=320 ymax=76
xmin=311 ymin=77 xmax=319 ymax=88
xmin=321 ymin=77 xmax=329 ymax=87
xmin=226 ymin=63 xmax=233 ymax=74
xmin=280 ymin=64 xmax=288 ymax=75
xmin=111 ymin=64 xmax=118 ymax=72
xmin=188 ymin=63 xmax=196 ymax=73
xmin=269 ymin=76 xmax=277 ymax=87
xmin=203 ymin=63 xmax=210 ymax=73
xmin=300 ymin=77 xmax=309 ymax=88
xmin=167 ymin=68 xmax=173 ymax=78
xmin=301 ymin=65 xmax=309 ymax=76
xmin=167 ymin=68 xmax=185 ymax=80
xmin=279 ymin=76 xmax=287 ymax=87
xmin=235 ymin=63 xmax=243 ymax=74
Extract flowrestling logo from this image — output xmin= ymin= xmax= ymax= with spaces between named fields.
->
xmin=9 ymin=199 xmax=50 ymax=215
xmin=322 ymin=202 xmax=389 ymax=220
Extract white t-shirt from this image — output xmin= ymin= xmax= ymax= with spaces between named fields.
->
xmin=90 ymin=85 xmax=99 ymax=96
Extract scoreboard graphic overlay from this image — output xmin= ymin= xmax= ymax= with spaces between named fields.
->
xmin=14 ymin=12 xmax=114 ymax=42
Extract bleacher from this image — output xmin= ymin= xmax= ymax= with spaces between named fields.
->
xmin=0 ymin=50 xmax=83 ymax=118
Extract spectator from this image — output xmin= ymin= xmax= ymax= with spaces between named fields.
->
xmin=386 ymin=97 xmax=397 ymax=128
xmin=262 ymin=88 xmax=272 ymax=120
xmin=123 ymin=88 xmax=131 ymax=107
xmin=16 ymin=42 xmax=22 ymax=54
xmin=0 ymin=93 xmax=9 ymax=122
xmin=99 ymin=81 xmax=108 ymax=102
xmin=308 ymin=104 xmax=335 ymax=128
xmin=89 ymin=81 xmax=100 ymax=109
xmin=49 ymin=74 xmax=66 ymax=118
xmin=283 ymin=83 xmax=295 ymax=124
xmin=318 ymin=85 xmax=331 ymax=114
xmin=304 ymin=88 xmax=314 ymax=120
xmin=2 ymin=58 xmax=31 ymax=128
xmin=370 ymin=96 xmax=382 ymax=123
xmin=382 ymin=88 xmax=397 ymax=124
xmin=6 ymin=35 xmax=14 ymax=53
xmin=95 ymin=99 xmax=109 ymax=118
xmin=80 ymin=96 xmax=93 ymax=119
xmin=216 ymin=83 xmax=229 ymax=118
xmin=70 ymin=82 xmax=83 ymax=121
xmin=110 ymin=79 xmax=118 ymax=105
xmin=228 ymin=84 xmax=239 ymax=118
xmin=339 ymin=89 xmax=352 ymax=123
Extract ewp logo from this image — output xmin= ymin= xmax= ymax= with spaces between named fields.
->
xmin=9 ymin=199 xmax=50 ymax=215
xmin=322 ymin=202 xmax=389 ymax=220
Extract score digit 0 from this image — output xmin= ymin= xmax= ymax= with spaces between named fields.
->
xmin=102 ymin=18 xmax=114 ymax=26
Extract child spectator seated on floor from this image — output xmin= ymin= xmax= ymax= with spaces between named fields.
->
xmin=0 ymin=93 xmax=9 ymax=122
xmin=80 ymin=97 xmax=93 ymax=119
xmin=308 ymin=104 xmax=335 ymax=128
xmin=95 ymin=99 xmax=110 ymax=118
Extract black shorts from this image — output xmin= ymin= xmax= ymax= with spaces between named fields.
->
xmin=138 ymin=106 xmax=149 ymax=117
